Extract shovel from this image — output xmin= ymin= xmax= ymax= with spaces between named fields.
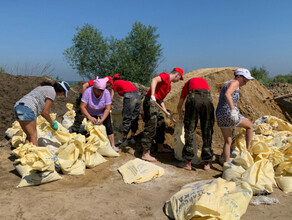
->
xmin=154 ymin=102 xmax=176 ymax=123
xmin=264 ymin=93 xmax=292 ymax=102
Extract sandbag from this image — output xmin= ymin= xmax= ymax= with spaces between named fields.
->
xmin=86 ymin=123 xmax=119 ymax=157
xmin=118 ymin=158 xmax=164 ymax=184
xmin=241 ymin=159 xmax=275 ymax=194
xmin=173 ymin=120 xmax=200 ymax=164
xmin=164 ymin=178 xmax=252 ymax=220
xmin=222 ymin=162 xmax=245 ymax=182
xmin=275 ymin=175 xmax=292 ymax=193
xmin=62 ymin=103 xmax=76 ymax=129
xmin=5 ymin=121 xmax=21 ymax=138
xmin=232 ymin=150 xmax=254 ymax=170
xmin=84 ymin=143 xmax=107 ymax=168
xmin=55 ymin=139 xmax=85 ymax=175
xmin=15 ymin=164 xmax=62 ymax=188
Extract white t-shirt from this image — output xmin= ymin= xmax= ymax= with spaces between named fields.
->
xmin=15 ymin=86 xmax=56 ymax=116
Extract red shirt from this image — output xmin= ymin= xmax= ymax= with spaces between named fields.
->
xmin=146 ymin=72 xmax=171 ymax=101
xmin=180 ymin=78 xmax=210 ymax=100
xmin=112 ymin=80 xmax=138 ymax=96
xmin=88 ymin=79 xmax=95 ymax=87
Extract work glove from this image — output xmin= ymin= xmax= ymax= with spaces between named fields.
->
xmin=150 ymin=95 xmax=156 ymax=102
xmin=51 ymin=120 xmax=58 ymax=131
xmin=230 ymin=109 xmax=239 ymax=123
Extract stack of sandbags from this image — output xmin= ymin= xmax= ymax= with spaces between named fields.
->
xmin=223 ymin=115 xmax=292 ymax=194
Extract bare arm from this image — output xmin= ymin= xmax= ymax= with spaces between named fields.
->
xmin=224 ymin=80 xmax=239 ymax=110
xmin=97 ymin=104 xmax=111 ymax=125
xmin=110 ymin=89 xmax=114 ymax=100
xmin=41 ymin=98 xmax=54 ymax=125
xmin=81 ymin=82 xmax=90 ymax=94
xmin=150 ymin=76 xmax=162 ymax=97
xmin=159 ymin=101 xmax=169 ymax=114
xmin=177 ymin=98 xmax=184 ymax=120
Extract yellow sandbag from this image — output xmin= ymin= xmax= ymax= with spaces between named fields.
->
xmin=266 ymin=115 xmax=292 ymax=132
xmin=222 ymin=162 xmax=246 ymax=182
xmin=275 ymin=161 xmax=292 ymax=176
xmin=86 ymin=124 xmax=119 ymax=157
xmin=37 ymin=127 xmax=62 ymax=147
xmin=173 ymin=120 xmax=200 ymax=164
xmin=275 ymin=175 xmax=292 ymax=193
xmin=62 ymin=103 xmax=76 ymax=129
xmin=55 ymin=141 xmax=85 ymax=175
xmin=164 ymin=178 xmax=252 ymax=220
xmin=84 ymin=143 xmax=107 ymax=168
xmin=13 ymin=143 xmax=55 ymax=172
xmin=255 ymin=123 xmax=273 ymax=135
xmin=52 ymin=130 xmax=72 ymax=144
xmin=232 ymin=128 xmax=247 ymax=154
xmin=241 ymin=159 xmax=275 ymax=194
xmin=15 ymin=164 xmax=62 ymax=188
xmin=11 ymin=132 xmax=26 ymax=148
xmin=232 ymin=150 xmax=254 ymax=170
xmin=118 ymin=158 xmax=164 ymax=184
xmin=5 ymin=121 xmax=22 ymax=138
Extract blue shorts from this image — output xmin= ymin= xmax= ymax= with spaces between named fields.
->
xmin=14 ymin=104 xmax=36 ymax=121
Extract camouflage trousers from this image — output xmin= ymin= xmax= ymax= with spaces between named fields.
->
xmin=71 ymin=93 xmax=84 ymax=133
xmin=183 ymin=89 xmax=215 ymax=162
xmin=122 ymin=91 xmax=141 ymax=135
xmin=141 ymin=96 xmax=165 ymax=152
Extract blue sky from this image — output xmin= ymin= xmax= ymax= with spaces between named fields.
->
xmin=1 ymin=0 xmax=292 ymax=81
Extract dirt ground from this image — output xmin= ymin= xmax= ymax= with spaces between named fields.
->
xmin=0 ymin=69 xmax=291 ymax=220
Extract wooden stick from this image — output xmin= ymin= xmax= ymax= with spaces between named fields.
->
xmin=266 ymin=92 xmax=292 ymax=101
xmin=154 ymin=102 xmax=176 ymax=123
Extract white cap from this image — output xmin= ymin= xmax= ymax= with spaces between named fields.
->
xmin=58 ymin=81 xmax=70 ymax=97
xmin=235 ymin=69 xmax=254 ymax=80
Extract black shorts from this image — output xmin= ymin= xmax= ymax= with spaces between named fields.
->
xmin=91 ymin=113 xmax=113 ymax=135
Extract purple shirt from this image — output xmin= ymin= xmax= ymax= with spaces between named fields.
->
xmin=81 ymin=87 xmax=112 ymax=116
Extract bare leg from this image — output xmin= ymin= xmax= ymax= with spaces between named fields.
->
xmin=178 ymin=160 xmax=192 ymax=170
xmin=237 ymin=118 xmax=253 ymax=149
xmin=19 ymin=120 xmax=38 ymax=146
xmin=108 ymin=134 xmax=119 ymax=152
xmin=142 ymin=150 xmax=157 ymax=162
xmin=220 ymin=127 xmax=232 ymax=162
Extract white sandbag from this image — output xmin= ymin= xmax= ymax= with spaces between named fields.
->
xmin=118 ymin=158 xmax=164 ymax=184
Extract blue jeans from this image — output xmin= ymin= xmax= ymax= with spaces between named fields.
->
xmin=14 ymin=104 xmax=36 ymax=121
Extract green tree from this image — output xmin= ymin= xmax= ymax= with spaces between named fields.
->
xmin=64 ymin=22 xmax=163 ymax=84
xmin=122 ymin=22 xmax=163 ymax=84
xmin=250 ymin=66 xmax=271 ymax=85
xmin=63 ymin=23 xmax=109 ymax=79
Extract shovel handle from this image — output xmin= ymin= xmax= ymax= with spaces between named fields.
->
xmin=154 ymin=102 xmax=176 ymax=123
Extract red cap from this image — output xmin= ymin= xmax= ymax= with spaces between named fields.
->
xmin=113 ymin=73 xmax=120 ymax=79
xmin=172 ymin=67 xmax=183 ymax=80
xmin=104 ymin=76 xmax=113 ymax=85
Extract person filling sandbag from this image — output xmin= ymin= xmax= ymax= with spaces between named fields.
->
xmin=177 ymin=77 xmax=215 ymax=170
xmin=112 ymin=73 xmax=141 ymax=146
xmin=140 ymin=67 xmax=183 ymax=162
xmin=80 ymin=76 xmax=118 ymax=152
xmin=13 ymin=81 xmax=70 ymax=146
xmin=71 ymin=75 xmax=114 ymax=133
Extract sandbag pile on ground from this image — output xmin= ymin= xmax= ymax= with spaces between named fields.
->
xmin=164 ymin=178 xmax=252 ymax=220
xmin=6 ymin=106 xmax=119 ymax=187
xmin=118 ymin=158 xmax=165 ymax=184
xmin=223 ymin=115 xmax=292 ymax=194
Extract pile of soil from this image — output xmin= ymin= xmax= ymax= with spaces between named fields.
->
xmin=0 ymin=69 xmax=291 ymax=220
